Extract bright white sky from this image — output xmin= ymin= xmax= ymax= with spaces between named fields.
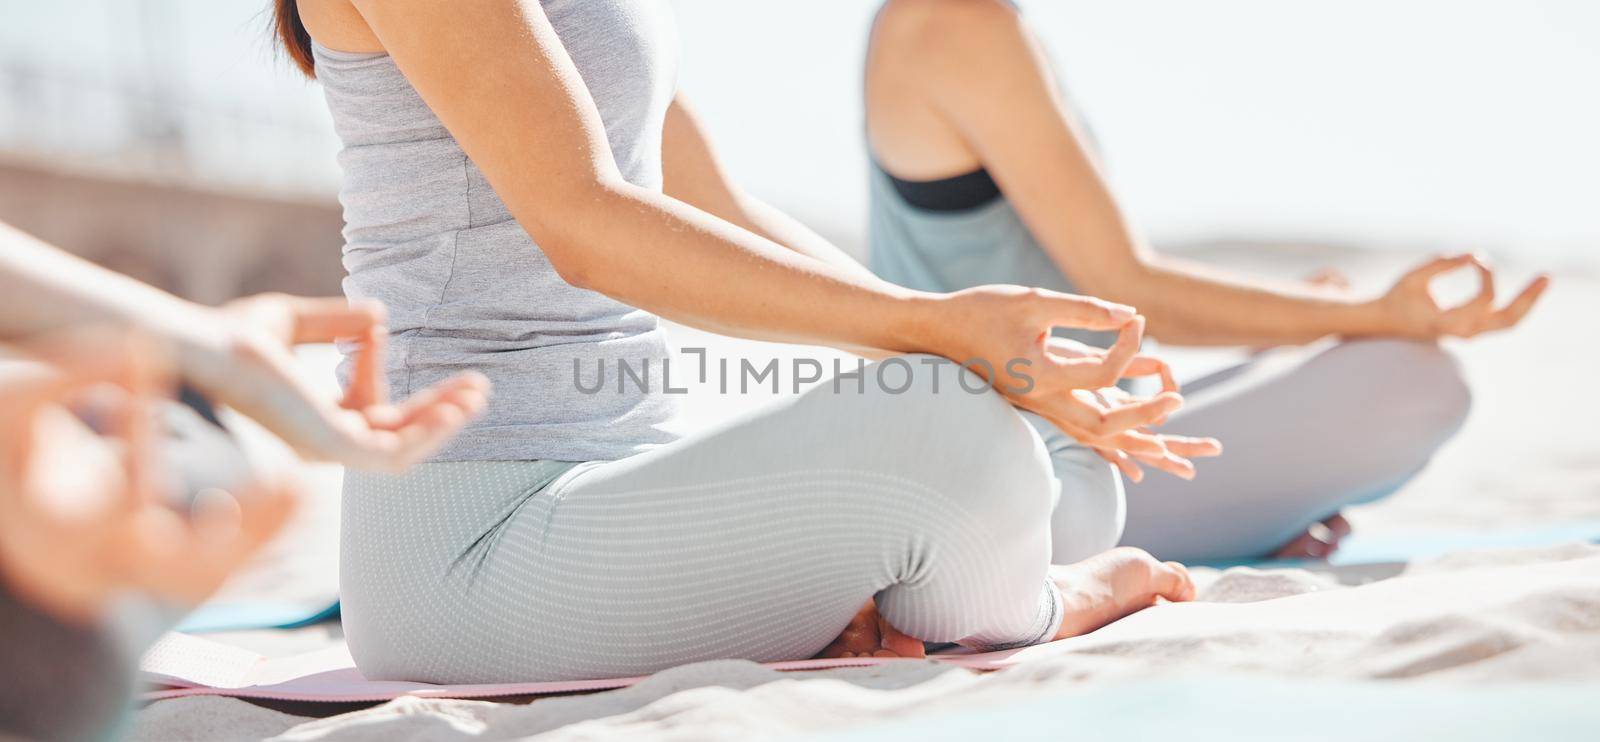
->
xmin=2 ymin=0 xmax=1596 ymax=255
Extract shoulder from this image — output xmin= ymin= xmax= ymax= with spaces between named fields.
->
xmin=872 ymin=0 xmax=1042 ymax=94
xmin=874 ymin=0 xmax=1031 ymax=59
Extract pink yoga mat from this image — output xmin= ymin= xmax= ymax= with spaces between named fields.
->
xmin=138 ymin=632 xmax=1034 ymax=703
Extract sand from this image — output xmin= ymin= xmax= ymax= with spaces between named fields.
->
xmin=126 ymin=248 xmax=1600 ymax=741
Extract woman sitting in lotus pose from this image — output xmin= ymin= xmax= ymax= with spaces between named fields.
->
xmin=862 ymin=0 xmax=1546 ymax=562
xmin=273 ymin=0 xmax=1221 ymax=682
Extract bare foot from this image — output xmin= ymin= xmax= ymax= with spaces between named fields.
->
xmin=1271 ymin=514 xmax=1352 ymax=560
xmin=1051 ymin=547 xmax=1197 ymax=640
xmin=816 ymin=600 xmax=928 ymax=659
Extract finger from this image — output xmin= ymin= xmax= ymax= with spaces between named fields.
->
xmin=1043 ymin=336 xmax=1100 ymax=360
xmin=1440 ymin=258 xmax=1496 ymax=336
xmin=1032 ymin=289 xmax=1138 ymax=332
xmin=1463 ymin=257 xmax=1496 ymax=314
xmin=288 ymin=298 xmax=387 ymax=344
xmin=1094 ymin=447 xmax=1143 ymax=483
xmin=149 ymin=481 xmax=297 ymax=604
xmin=1129 ymin=448 xmax=1196 ymax=480
xmin=1073 ymin=391 xmax=1184 ymax=439
xmin=341 ymin=325 xmax=391 ymax=410
xmin=116 ymin=333 xmax=169 ymax=508
xmin=1122 ymin=355 xmax=1179 ymax=394
xmin=345 ymin=399 xmax=473 ymax=472
xmin=1094 ymin=315 xmax=1145 ymax=384
xmin=388 ymin=372 xmax=491 ymax=429
xmin=1481 ymin=274 xmax=1550 ymax=333
xmin=1159 ymin=561 xmax=1197 ymax=602
xmin=1400 ymin=253 xmax=1476 ymax=287
xmin=1160 ymin=435 xmax=1223 ymax=458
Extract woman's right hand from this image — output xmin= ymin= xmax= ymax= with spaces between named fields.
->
xmin=0 ymin=336 xmax=295 ymax=624
xmin=929 ymin=285 xmax=1222 ymax=482
xmin=176 ymin=293 xmax=490 ymax=472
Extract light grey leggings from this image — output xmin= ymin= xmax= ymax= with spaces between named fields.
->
xmin=342 ymin=357 xmax=1122 ymax=684
xmin=1039 ymin=337 xmax=1473 ymax=565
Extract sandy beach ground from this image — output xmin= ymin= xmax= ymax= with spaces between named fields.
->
xmin=128 ymin=246 xmax=1600 ymax=741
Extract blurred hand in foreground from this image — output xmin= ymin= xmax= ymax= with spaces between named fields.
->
xmin=0 ymin=336 xmax=295 ymax=624
xmin=182 ymin=293 xmax=491 ymax=472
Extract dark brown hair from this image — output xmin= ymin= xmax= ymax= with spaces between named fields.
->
xmin=274 ymin=0 xmax=316 ymax=78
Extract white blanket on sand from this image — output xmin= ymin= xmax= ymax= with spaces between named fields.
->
xmin=129 ymin=544 xmax=1600 ymax=741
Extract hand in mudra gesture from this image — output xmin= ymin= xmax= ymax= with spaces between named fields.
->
xmin=936 ymin=286 xmax=1221 ymax=482
xmin=1376 ymin=254 xmax=1549 ymax=340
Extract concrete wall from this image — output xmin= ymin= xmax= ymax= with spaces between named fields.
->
xmin=0 ymin=159 xmax=344 ymax=303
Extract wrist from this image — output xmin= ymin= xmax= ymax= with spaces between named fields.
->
xmin=891 ymin=290 xmax=967 ymax=358
xmin=1332 ymin=296 xmax=1396 ymax=338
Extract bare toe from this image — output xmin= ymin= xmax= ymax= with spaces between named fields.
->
xmin=1272 ymin=525 xmax=1336 ymax=559
xmin=876 ymin=612 xmax=927 ymax=658
xmin=817 ymin=600 xmax=924 ymax=659
xmin=1323 ymin=513 xmax=1353 ymax=540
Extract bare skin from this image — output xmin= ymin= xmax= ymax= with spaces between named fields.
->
xmin=865 ymin=0 xmax=1550 ymax=556
xmin=0 ymin=336 xmax=294 ymax=624
xmin=0 ymin=223 xmax=491 ymax=473
xmin=819 ymin=547 xmax=1195 ymax=658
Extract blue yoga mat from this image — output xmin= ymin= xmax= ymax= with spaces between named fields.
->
xmin=178 ymin=600 xmax=340 ymax=633
xmin=1198 ymin=518 xmax=1600 ymax=570
xmin=813 ymin=676 xmax=1600 ymax=742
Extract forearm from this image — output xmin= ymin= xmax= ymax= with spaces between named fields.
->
xmin=1102 ymin=253 xmax=1388 ymax=346
xmin=0 ymin=223 xmax=217 ymax=345
xmin=698 ymin=192 xmax=896 ymax=358
xmin=723 ymin=194 xmax=879 ymax=282
xmin=547 ymin=181 xmax=945 ymax=355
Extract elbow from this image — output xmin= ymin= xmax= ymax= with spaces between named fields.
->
xmin=547 ymin=249 xmax=598 ymax=291
xmin=524 ymin=177 xmax=633 ymax=293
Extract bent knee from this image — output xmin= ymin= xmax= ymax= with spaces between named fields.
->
xmin=1332 ymin=339 xmax=1472 ymax=439
xmin=878 ymin=355 xmax=1057 ymax=528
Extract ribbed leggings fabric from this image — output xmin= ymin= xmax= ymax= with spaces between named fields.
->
xmin=342 ymin=357 xmax=1115 ymax=684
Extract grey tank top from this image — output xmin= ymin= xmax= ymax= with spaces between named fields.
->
xmin=312 ymin=0 xmax=682 ymax=463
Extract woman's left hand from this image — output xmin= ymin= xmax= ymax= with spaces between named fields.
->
xmin=1374 ymin=254 xmax=1549 ymax=340
xmin=1042 ymin=336 xmax=1217 ymax=481
xmin=1045 ymin=336 xmax=1178 ymax=395
xmin=1072 ymin=384 xmax=1221 ymax=482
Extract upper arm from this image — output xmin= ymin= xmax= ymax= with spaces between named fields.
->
xmin=661 ymin=93 xmax=754 ymax=227
xmin=905 ymin=2 xmax=1148 ymax=289
xmin=348 ymin=0 xmax=627 ymax=241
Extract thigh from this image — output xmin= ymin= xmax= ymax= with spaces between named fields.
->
xmin=1122 ymin=339 xmax=1471 ymax=562
xmin=366 ymin=356 xmax=1060 ymax=682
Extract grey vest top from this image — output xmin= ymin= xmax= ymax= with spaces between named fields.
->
xmin=312 ymin=0 xmax=682 ymax=463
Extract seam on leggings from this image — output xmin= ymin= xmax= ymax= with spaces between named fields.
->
xmin=448 ymin=462 xmax=594 ymax=583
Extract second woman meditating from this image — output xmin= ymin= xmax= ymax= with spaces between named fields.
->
xmin=275 ymin=0 xmax=1220 ymax=683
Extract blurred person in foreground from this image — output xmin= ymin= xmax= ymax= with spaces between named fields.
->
xmin=0 ymin=221 xmax=489 ymax=740
xmin=863 ymin=0 xmax=1549 ymax=562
